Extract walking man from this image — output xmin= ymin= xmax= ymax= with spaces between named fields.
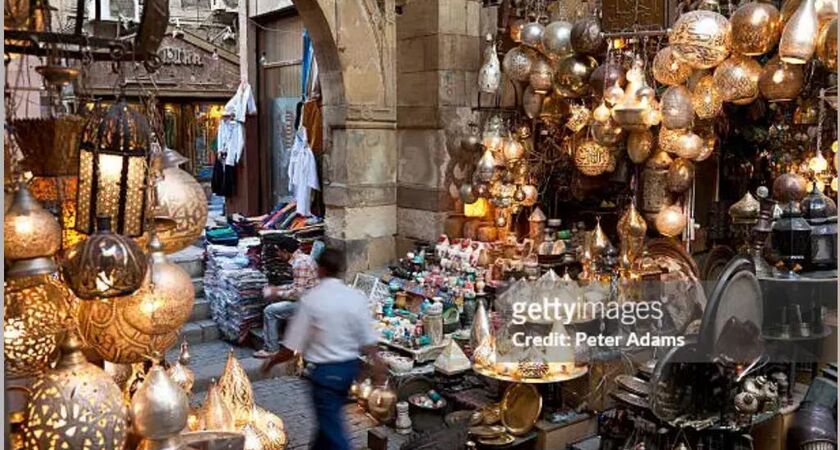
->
xmin=254 ymin=236 xmax=318 ymax=359
xmin=262 ymin=248 xmax=384 ymax=450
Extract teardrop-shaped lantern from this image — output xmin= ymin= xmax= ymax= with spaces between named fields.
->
xmin=130 ymin=365 xmax=189 ymax=443
xmin=759 ymin=57 xmax=805 ymax=101
xmin=218 ymin=350 xmax=256 ymax=427
xmin=731 ymin=2 xmax=783 ymax=56
xmin=478 ymin=34 xmax=502 ymax=94
xmin=779 ymin=0 xmax=820 ymax=63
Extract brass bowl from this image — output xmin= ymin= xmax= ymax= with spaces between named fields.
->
xmin=35 ymin=65 xmax=80 ymax=86
xmin=612 ymin=107 xmax=648 ymax=131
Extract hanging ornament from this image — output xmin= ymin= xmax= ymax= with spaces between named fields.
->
xmin=200 ymin=381 xmax=236 ymax=431
xmin=643 ymin=100 xmax=663 ymax=127
xmin=502 ymin=136 xmax=526 ymax=162
xmin=661 ymin=86 xmax=695 ymax=129
xmin=592 ymin=119 xmax=626 ymax=146
xmin=816 ymin=17 xmax=838 ymax=70
xmin=641 ymin=151 xmax=674 ymax=218
xmin=529 ymin=56 xmax=555 ymax=94
xmin=779 ymin=0 xmax=820 ymax=63
xmin=154 ymin=148 xmax=209 ymax=254
xmin=617 ymin=202 xmax=647 ymax=264
xmin=652 ymin=47 xmax=693 ymax=86
xmin=593 ymin=101 xmax=612 ymax=123
xmin=22 ymin=332 xmax=128 ymax=450
xmin=759 ymin=56 xmax=805 ymax=101
xmin=659 ymin=127 xmax=687 ymax=154
xmin=566 ymin=103 xmax=592 ymax=132
xmin=604 ymin=81 xmax=625 ymax=106
xmin=570 ymin=16 xmax=606 ymax=55
xmin=461 ymin=122 xmax=482 ymax=153
xmin=675 ymin=131 xmax=705 ymax=160
xmin=590 ymin=63 xmax=626 ymax=97
xmin=553 ymin=54 xmax=598 ymax=98
xmin=612 ymin=57 xmax=652 ymax=131
xmin=667 ymin=158 xmax=696 ymax=193
xmin=692 ymin=75 xmax=723 ymax=119
xmin=130 ymin=364 xmax=189 ymax=446
xmin=218 ymin=350 xmax=256 ymax=427
xmin=627 ymin=130 xmax=655 ymax=163
xmin=713 ymin=55 xmax=762 ymax=105
xmin=167 ymin=350 xmax=195 ymax=396
xmin=541 ymin=21 xmax=574 ymax=60
xmin=460 ymin=183 xmax=478 ymax=204
xmin=477 ymin=148 xmax=497 ymax=182
xmin=670 ymin=10 xmax=732 ymax=69
xmin=655 ymin=203 xmax=688 ymax=237
xmin=731 ymin=2 xmax=783 ymax=55
xmin=520 ymin=21 xmax=545 ymax=49
xmin=478 ymin=34 xmax=502 ymax=94
xmin=4 ymin=183 xmax=62 ymax=263
xmin=503 ymin=46 xmax=535 ymax=82
xmin=575 ymin=140 xmax=612 ymax=176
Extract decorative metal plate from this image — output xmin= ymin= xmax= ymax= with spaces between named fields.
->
xmin=699 ymin=245 xmax=736 ymax=289
xmin=615 ymin=374 xmax=651 ymax=397
xmin=479 ymin=433 xmax=516 ymax=446
xmin=501 ymin=383 xmax=542 ymax=436
xmin=468 ymin=425 xmax=506 ymax=438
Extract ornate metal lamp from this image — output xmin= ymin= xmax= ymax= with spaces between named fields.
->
xmin=4 ymin=182 xmax=62 ymax=264
xmin=76 ymin=101 xmax=151 ymax=238
xmin=154 ymin=148 xmax=209 ymax=253
xmin=771 ymin=201 xmax=812 ymax=270
xmin=801 ymin=185 xmax=838 ymax=269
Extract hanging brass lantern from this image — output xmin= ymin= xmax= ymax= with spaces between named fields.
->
xmin=122 ymin=236 xmax=195 ymax=335
xmin=773 ymin=171 xmax=808 ymax=202
xmin=529 ymin=56 xmax=554 ymax=94
xmin=570 ymin=16 xmax=606 ymax=55
xmin=618 ymin=202 xmax=648 ymax=264
xmin=502 ymin=46 xmax=535 ymax=82
xmin=590 ymin=63 xmax=626 ymax=97
xmin=130 ymin=365 xmax=189 ymax=446
xmin=659 ymin=127 xmax=687 ymax=154
xmin=653 ymin=47 xmax=693 ymax=86
xmin=62 ymin=216 xmax=148 ymax=299
xmin=670 ymin=10 xmax=732 ymax=69
xmin=779 ymin=0 xmax=820 ymax=63
xmin=591 ymin=119 xmax=626 ymax=146
xmin=200 ymin=381 xmax=236 ymax=432
xmin=4 ymin=183 xmax=62 ymax=263
xmin=758 ymin=57 xmax=805 ymax=101
xmin=713 ymin=55 xmax=762 ymax=105
xmin=4 ymin=267 xmax=76 ymax=379
xmin=667 ymin=158 xmax=696 ymax=193
xmin=510 ymin=17 xmax=526 ymax=43
xmin=612 ymin=58 xmax=652 ymax=131
xmin=655 ymin=203 xmax=688 ymax=237
xmin=154 ymin=148 xmax=209 ymax=254
xmin=553 ymin=54 xmax=598 ymax=98
xmin=218 ymin=350 xmax=256 ymax=427
xmin=250 ymin=406 xmax=287 ymax=450
xmin=520 ymin=21 xmax=545 ymax=48
xmin=541 ymin=21 xmax=574 ymax=61
xmin=478 ymin=34 xmax=502 ymax=94
xmin=627 ymin=130 xmax=654 ymax=164
xmin=661 ymin=86 xmax=695 ymax=129
xmin=77 ymin=295 xmax=179 ymax=364
xmin=816 ymin=17 xmax=838 ymax=70
xmin=692 ymin=75 xmax=723 ymax=119
xmin=477 ymin=148 xmax=497 ymax=182
xmin=76 ymin=101 xmax=151 ymax=237
xmin=675 ymin=131 xmax=705 ymax=160
xmin=22 ymin=332 xmax=128 ymax=450
xmin=641 ymin=150 xmax=673 ymax=218
xmin=731 ymin=2 xmax=783 ymax=56
xmin=574 ymin=140 xmax=612 ymax=176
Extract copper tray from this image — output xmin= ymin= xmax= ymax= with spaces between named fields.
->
xmin=501 ymin=384 xmax=542 ymax=436
xmin=468 ymin=425 xmax=506 ymax=438
xmin=615 ymin=374 xmax=650 ymax=397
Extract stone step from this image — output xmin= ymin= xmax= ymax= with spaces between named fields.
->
xmin=189 ymin=297 xmax=211 ymax=322
xmin=192 ymin=277 xmax=205 ymax=298
xmin=166 ymin=340 xmax=291 ymax=395
xmin=169 ymin=245 xmax=206 ymax=279
xmin=179 ymin=319 xmax=220 ymax=345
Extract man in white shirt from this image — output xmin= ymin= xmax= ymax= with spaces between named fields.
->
xmin=262 ymin=248 xmax=385 ymax=450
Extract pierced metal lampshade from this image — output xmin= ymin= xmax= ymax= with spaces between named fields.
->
xmin=653 ymin=47 xmax=693 ymax=86
xmin=730 ymin=2 xmax=783 ymax=56
xmin=63 ymin=216 xmax=148 ymax=299
xmin=250 ymin=406 xmax=287 ymax=450
xmin=713 ymin=55 xmax=762 ymax=105
xmin=670 ymin=10 xmax=732 ymax=69
xmin=4 ymin=183 xmax=62 ymax=262
xmin=759 ymin=57 xmax=805 ymax=101
xmin=502 ymin=46 xmax=535 ymax=82
xmin=218 ymin=350 xmax=256 ymax=427
xmin=816 ymin=17 xmax=838 ymax=69
xmin=779 ymin=0 xmax=820 ymax=63
xmin=130 ymin=365 xmax=189 ymax=446
xmin=553 ymin=54 xmax=598 ymax=98
xmin=574 ymin=140 xmax=611 ymax=176
xmin=154 ymin=148 xmax=209 ymax=253
xmin=692 ymin=75 xmax=723 ymax=119
xmin=76 ymin=101 xmax=151 ymax=237
xmin=22 ymin=331 xmax=128 ymax=450
xmin=661 ymin=86 xmax=695 ymax=129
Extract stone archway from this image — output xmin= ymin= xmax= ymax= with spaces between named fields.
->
xmin=291 ymin=0 xmax=398 ymax=273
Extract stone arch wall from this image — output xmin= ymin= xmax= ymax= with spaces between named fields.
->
xmin=291 ymin=0 xmax=398 ymax=273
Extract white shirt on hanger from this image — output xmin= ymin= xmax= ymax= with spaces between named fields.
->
xmin=287 ymin=126 xmax=319 ymax=216
xmin=218 ymin=82 xmax=257 ymax=166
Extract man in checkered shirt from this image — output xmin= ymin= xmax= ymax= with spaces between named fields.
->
xmin=254 ymin=236 xmax=318 ymax=359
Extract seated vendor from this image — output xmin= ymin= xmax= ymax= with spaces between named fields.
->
xmin=254 ymin=236 xmax=318 ymax=359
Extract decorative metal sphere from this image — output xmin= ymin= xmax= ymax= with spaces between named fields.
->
xmin=503 ymin=46 xmax=535 ymax=82
xmin=541 ymin=21 xmax=573 ymax=60
xmin=670 ymin=10 xmax=732 ymax=69
xmin=4 ymin=183 xmax=62 ymax=262
xmin=62 ymin=216 xmax=148 ymax=299
xmin=592 ymin=119 xmax=627 ymax=146
xmin=553 ymin=54 xmax=598 ymax=98
xmin=653 ymin=47 xmax=693 ymax=86
xmin=77 ymin=296 xmax=179 ymax=364
xmin=22 ymin=332 xmax=128 ymax=450
xmin=520 ymin=21 xmax=545 ymax=48
xmin=779 ymin=0 xmax=820 ymax=63
xmin=661 ymin=86 xmax=695 ymax=129
xmin=590 ymin=62 xmax=626 ymax=96
xmin=675 ymin=131 xmax=705 ymax=159
xmin=692 ymin=75 xmax=723 ymax=119
xmin=154 ymin=150 xmax=209 ymax=254
xmin=627 ymin=130 xmax=655 ymax=163
xmin=773 ymin=171 xmax=808 ymax=202
xmin=731 ymin=2 xmax=783 ymax=55
xmin=759 ymin=57 xmax=805 ymax=101
xmin=655 ymin=204 xmax=688 ymax=237
xmin=574 ymin=140 xmax=612 ymax=176
xmin=529 ymin=56 xmax=555 ymax=94
xmin=713 ymin=55 xmax=762 ymax=105
xmin=667 ymin=158 xmax=696 ymax=193
xmin=218 ymin=351 xmax=256 ymax=427
xmin=659 ymin=127 xmax=687 ymax=154
xmin=570 ymin=17 xmax=606 ymax=55
xmin=817 ymin=17 xmax=838 ymax=70
xmin=130 ymin=365 xmax=189 ymax=441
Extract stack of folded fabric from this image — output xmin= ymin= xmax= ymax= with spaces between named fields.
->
xmin=205 ymin=225 xmax=239 ymax=246
xmin=204 ymin=238 xmax=268 ymax=343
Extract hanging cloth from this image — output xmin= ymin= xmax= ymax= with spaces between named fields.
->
xmin=287 ymin=127 xmax=319 ymax=217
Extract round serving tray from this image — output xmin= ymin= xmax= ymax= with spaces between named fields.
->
xmin=473 ymin=364 xmax=589 ymax=384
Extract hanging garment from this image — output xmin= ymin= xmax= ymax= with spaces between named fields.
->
xmin=218 ymin=82 xmax=257 ymax=167
xmin=211 ymin=157 xmax=226 ymax=195
xmin=301 ymin=99 xmax=323 ymax=154
xmin=287 ymin=127 xmax=319 ymax=217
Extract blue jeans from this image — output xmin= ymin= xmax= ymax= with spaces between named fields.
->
xmin=263 ymin=301 xmax=298 ymax=352
xmin=307 ymin=360 xmax=360 ymax=450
